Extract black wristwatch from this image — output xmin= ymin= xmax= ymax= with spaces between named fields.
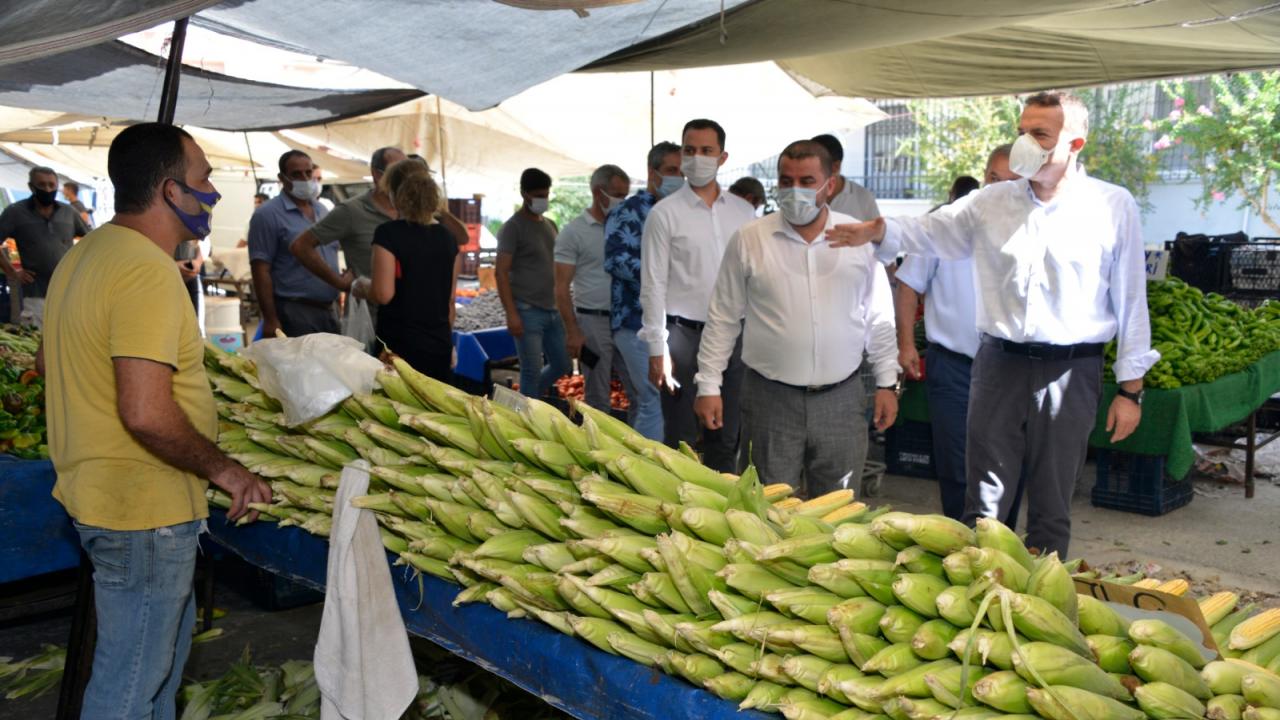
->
xmin=1116 ymin=387 xmax=1144 ymax=405
xmin=878 ymin=381 xmax=903 ymax=398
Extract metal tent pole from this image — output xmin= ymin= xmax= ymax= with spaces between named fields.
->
xmin=157 ymin=17 xmax=190 ymax=124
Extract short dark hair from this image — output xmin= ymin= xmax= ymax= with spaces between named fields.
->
xmin=647 ymin=141 xmax=681 ymax=171
xmin=371 ymin=146 xmax=402 ymax=173
xmin=729 ymin=177 xmax=765 ymax=201
xmin=778 ymin=140 xmax=833 ymax=178
xmin=1024 ymin=91 xmax=1090 ymax=136
xmin=278 ymin=150 xmax=311 ymax=176
xmin=682 ymin=119 xmax=726 ymax=151
xmin=61 ymin=180 xmax=79 ymax=194
xmin=254 ymin=192 xmax=269 ymax=202
xmin=108 ymin=122 xmax=192 ymax=214
xmin=810 ymin=134 xmax=844 ymax=164
xmin=950 ymin=175 xmax=981 ymax=199
xmin=520 ymin=168 xmax=552 ymax=193
xmin=28 ymin=166 xmax=57 ymax=183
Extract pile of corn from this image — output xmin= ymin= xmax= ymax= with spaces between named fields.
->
xmin=205 ymin=343 xmax=1280 ymax=720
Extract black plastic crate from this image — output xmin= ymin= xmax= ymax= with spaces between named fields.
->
xmin=1091 ymin=449 xmax=1193 ymax=516
xmin=1226 ymin=239 xmax=1280 ymax=296
xmin=1166 ymin=234 xmax=1280 ymax=299
xmin=884 ymin=420 xmax=936 ymax=479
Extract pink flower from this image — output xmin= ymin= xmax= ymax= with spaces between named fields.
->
xmin=1153 ymin=135 xmax=1173 ymax=150
xmin=1212 ymin=191 xmax=1226 ymax=202
xmin=1174 ymin=97 xmax=1186 ymax=108
xmin=1174 ymin=137 xmax=1183 ymax=145
xmin=1197 ymin=104 xmax=1213 ymax=116
xmin=1142 ymin=118 xmax=1154 ymax=130
xmin=1168 ymin=109 xmax=1182 ymax=121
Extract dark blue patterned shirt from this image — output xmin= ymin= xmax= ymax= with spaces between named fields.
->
xmin=603 ymin=190 xmax=656 ymax=332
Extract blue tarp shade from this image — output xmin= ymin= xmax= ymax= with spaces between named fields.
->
xmin=0 ymin=40 xmax=423 ymax=132
xmin=0 ymin=457 xmax=79 ymax=584
xmin=207 ymin=511 xmax=771 ymax=720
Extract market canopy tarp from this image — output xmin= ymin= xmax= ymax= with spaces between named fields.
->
xmin=0 ymin=40 xmax=423 ymax=131
xmin=4 ymin=0 xmax=1275 ymax=112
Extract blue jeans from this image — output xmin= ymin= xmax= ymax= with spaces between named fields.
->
xmin=514 ymin=302 xmax=571 ymax=399
xmin=75 ymin=519 xmax=202 ymax=720
xmin=613 ymin=328 xmax=664 ymax=441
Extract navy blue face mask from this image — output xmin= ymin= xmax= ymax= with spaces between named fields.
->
xmin=30 ymin=187 xmax=57 ymax=206
xmin=165 ymin=178 xmax=221 ymax=238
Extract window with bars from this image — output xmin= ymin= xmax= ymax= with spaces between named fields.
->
xmin=863 ymin=103 xmax=923 ymax=199
xmin=1152 ymin=78 xmax=1211 ymax=178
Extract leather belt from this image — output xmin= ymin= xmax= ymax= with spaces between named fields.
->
xmin=767 ymin=369 xmax=857 ymax=394
xmin=666 ymin=315 xmax=705 ymax=331
xmin=575 ymin=307 xmax=611 ymax=317
xmin=983 ymin=335 xmax=1104 ymax=361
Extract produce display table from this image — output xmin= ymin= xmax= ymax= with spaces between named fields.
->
xmin=0 ymin=457 xmax=78 ymax=584
xmin=453 ymin=327 xmax=516 ymax=386
xmin=890 ymin=351 xmax=1280 ymax=495
xmin=207 ymin=511 xmax=769 ymax=720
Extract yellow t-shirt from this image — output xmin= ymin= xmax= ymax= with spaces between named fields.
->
xmin=46 ymin=223 xmax=217 ymax=530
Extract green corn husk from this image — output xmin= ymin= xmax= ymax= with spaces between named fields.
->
xmin=1243 ymin=670 xmax=1280 ymax=708
xmin=1077 ymin=594 xmax=1132 ymax=637
xmin=884 ymin=513 xmax=976 ymax=555
xmin=868 ymin=511 xmax=918 ymax=549
xmin=712 ymin=611 xmax=798 ymax=642
xmin=886 ymin=695 xmax=950 ymax=720
xmin=585 ymin=564 xmax=641 ymax=589
xmin=715 ymin=642 xmax=764 ymax=676
xmin=606 ymin=631 xmax=668 ymax=667
xmin=1207 ymin=693 xmax=1248 ymax=720
xmin=1134 ymin=681 xmax=1208 ymax=719
xmin=555 ymin=576 xmax=612 ymax=620
xmin=1204 ymin=659 xmax=1278 ymax=696
xmin=974 ymin=517 xmax=1035 ymax=570
xmin=923 ymin=663 xmax=990 ymax=709
xmin=760 ymin=555 xmax=822 ymax=587
xmin=1026 ymin=553 xmax=1079 ymax=622
xmin=680 ymin=507 xmax=734 ymax=545
xmin=579 ymin=535 xmax=657 ymax=573
xmin=656 ymin=533 xmax=723 ymax=617
xmin=359 ymin=419 xmax=430 ymax=457
xmin=772 ymin=624 xmax=850 ymax=663
xmin=505 ymin=490 xmax=569 ymax=541
xmin=485 ymin=587 xmax=522 ymax=613
xmin=376 ymin=368 xmax=425 ymax=409
xmin=971 ymin=670 xmax=1033 ymax=713
xmin=452 ymin=581 xmax=498 ymax=606
xmin=1214 ymin=604 xmax=1260 ymax=648
xmin=1003 ymin=591 xmax=1091 ymax=658
xmin=749 ymin=653 xmax=793 ymax=684
xmin=564 ymin=616 xmax=625 ymax=654
xmin=829 ymin=597 xmax=888 ymax=636
xmin=935 ymin=585 xmax=979 ymax=627
xmin=894 ymin=546 xmax=945 ymax=578
xmin=841 ymin=631 xmax=891 ymax=670
xmin=776 ymin=512 xmax=835 ymax=539
xmin=638 ymin=573 xmax=693 ymax=614
xmin=642 ymin=442 xmax=736 ymax=496
xmin=863 ymin=642 xmax=924 ymax=677
xmin=397 ymin=551 xmax=452 ymax=580
xmin=891 ymin=573 xmax=949 ymax=618
xmin=1129 ymin=645 xmax=1213 ymax=700
xmin=832 ymin=523 xmax=899 ymax=562
xmin=706 ymin=590 xmax=757 ymax=620
xmin=670 ymin=651 xmax=727 ymax=685
xmin=766 ymin=587 xmax=843 ymax=625
xmin=1128 ymin=618 xmax=1210 ymax=669
xmin=679 ymin=481 xmax=728 ymax=511
xmin=837 ymin=674 xmax=889 ymax=713
xmin=676 ymin=620 xmax=736 ymax=655
xmin=807 ymin=561 xmax=870 ymax=598
xmin=876 ymin=658 xmax=959 ymax=699
xmin=942 ymin=551 xmax=975 ymax=586
xmin=1242 ymin=633 xmax=1280 ymax=667
xmin=704 ymin=671 xmax=755 ymax=701
xmin=879 ymin=605 xmax=927 ymax=644
xmin=1010 ymin=641 xmax=1132 ymax=701
xmin=642 ymin=610 xmax=696 ymax=650
xmin=1026 ymin=685 xmax=1147 ymax=720
xmin=911 ymin=619 xmax=960 ymax=661
xmin=963 ymin=547 xmax=1030 ymax=592
xmin=719 ymin=563 xmax=798 ymax=601
xmin=757 ymin=534 xmax=839 ymax=568
xmin=470 ymin=530 xmax=544 ymax=563
xmin=609 ymin=453 xmax=682 ymax=502
xmin=778 ymin=695 xmax=850 ymax=720
xmin=410 ymin=535 xmax=475 ymax=562
xmin=582 ymin=489 xmax=669 ymax=535
xmin=1086 ymin=634 xmax=1135 ymax=674
xmin=816 ymin=664 xmax=862 ymax=704
xmin=725 ymin=508 xmax=782 ymax=546
xmin=739 ymin=681 xmax=790 ymax=711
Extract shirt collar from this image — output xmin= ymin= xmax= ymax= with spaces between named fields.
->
xmin=681 ymin=182 xmax=728 ymax=208
xmin=581 ymin=210 xmax=603 ymax=227
xmin=771 ymin=207 xmax=835 ymax=245
xmin=279 ymin=192 xmax=304 ymax=213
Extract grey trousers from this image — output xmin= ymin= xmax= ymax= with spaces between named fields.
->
xmin=741 ymin=368 xmax=868 ymax=499
xmin=665 ymin=321 xmax=744 ymax=473
xmin=276 ymin=297 xmax=340 ymax=338
xmin=577 ymin=312 xmax=637 ymax=423
xmin=962 ymin=339 xmax=1104 ymax=559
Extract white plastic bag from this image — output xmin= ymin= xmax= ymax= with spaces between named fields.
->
xmin=341 ymin=295 xmax=376 ymax=348
xmin=242 ymin=333 xmax=384 ymax=426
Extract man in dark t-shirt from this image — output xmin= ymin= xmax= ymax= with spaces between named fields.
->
xmin=0 ymin=167 xmax=90 ymax=326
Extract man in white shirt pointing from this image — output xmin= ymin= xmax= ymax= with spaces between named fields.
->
xmin=641 ymin=119 xmax=757 ymax=472
xmin=694 ymin=140 xmax=899 ymax=497
xmin=827 ymin=92 xmax=1158 ymax=558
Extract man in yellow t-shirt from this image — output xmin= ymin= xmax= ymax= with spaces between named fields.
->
xmin=42 ymin=122 xmax=271 ymax=719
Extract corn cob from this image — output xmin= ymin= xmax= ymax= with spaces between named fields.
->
xmin=703 ymin=672 xmax=754 ymax=701
xmin=580 ymin=489 xmax=668 ymax=535
xmin=808 ymin=561 xmax=877 ymax=598
xmin=1129 ymin=617 xmax=1210 ymax=668
xmin=942 ymin=551 xmax=975 ymax=586
xmin=911 ymin=619 xmax=959 ymax=661
xmin=935 ymin=585 xmax=979 ymax=627
xmin=875 ymin=604 xmax=924 ymax=644
xmin=1010 ymin=641 xmax=1132 ymax=701
xmin=782 ymin=654 xmax=833 ymax=692
xmin=868 ymin=511 xmax=917 ymax=549
xmin=725 ymin=508 xmax=783 ymax=545
xmin=1207 ymin=693 xmax=1249 ymax=720
xmin=863 ymin=642 xmax=924 ymax=677
xmin=1025 ymin=685 xmax=1147 ymax=720
xmin=821 ymin=502 xmax=870 ymax=526
xmin=1077 ymin=594 xmax=1132 ymax=636
xmin=794 ymin=489 xmax=856 ymax=518
xmin=1232 ymin=609 xmax=1280 ymax=651
xmin=1216 ymin=604 xmax=1261 ymax=647
xmin=675 ymin=620 xmax=735 ymax=655
xmin=1154 ymin=578 xmax=1191 ymax=596
xmin=606 ymin=631 xmax=668 ymax=667
xmin=679 ymin=481 xmax=728 ymax=511
xmin=971 ymin=670 xmax=1032 ymax=713
xmin=837 ymin=674 xmax=888 ymax=713
xmin=892 ymin=546 xmax=943 ymax=579
xmin=773 ymin=624 xmax=850 ymax=663
xmin=974 ymin=517 xmax=1035 ymax=570
xmin=718 ymin=562 xmax=797 ymax=601
xmin=397 ymin=552 xmax=452 ymax=579
xmin=738 ymin=681 xmax=790 ymax=710
xmin=766 ymin=587 xmax=843 ymax=625
xmin=1135 ymin=680 xmax=1208 ymax=719
xmin=963 ymin=547 xmax=1030 ymax=592
xmin=832 ymin=523 xmax=900 ymax=562
xmin=669 ymin=651 xmax=726 ymax=685
xmin=893 ymin=513 xmax=978 ymax=556
xmin=1086 ymin=634 xmax=1135 ymax=674
xmin=1243 ymin=669 xmax=1280 ymax=709
xmin=1201 ymin=592 xmax=1242 ymax=627
xmin=892 ymin=573 xmax=949 ymax=619
xmin=1244 ymin=634 xmax=1280 ymax=668
xmin=1130 ymin=644 xmax=1213 ymax=699
xmin=1205 ymin=659 xmax=1275 ymax=696
xmin=921 ymin=662 xmax=988 ymax=709
xmin=637 ymin=573 xmax=693 ymax=614
xmin=1026 ymin=553 xmax=1078 ymax=622
xmin=678 ymin=507 xmax=734 ymax=545
xmin=758 ymin=534 xmax=840 ymax=568
xmin=1245 ymin=708 xmax=1280 ymax=720
xmin=816 ymin=664 xmax=862 ymax=705
xmin=469 ymin=529 xmax=543 ymax=563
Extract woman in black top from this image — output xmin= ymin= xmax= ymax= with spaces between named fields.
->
xmin=370 ymin=160 xmax=461 ymax=381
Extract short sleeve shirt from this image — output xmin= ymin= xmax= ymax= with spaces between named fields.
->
xmin=828 ymin=178 xmax=881 ymax=222
xmin=553 ymin=211 xmax=609 ymax=311
xmin=309 ymin=190 xmax=393 ymax=278
xmin=497 ymin=211 xmax=558 ymax=310
xmin=247 ymin=193 xmax=337 ymax=302
xmin=371 ymin=219 xmax=458 ymax=346
xmin=0 ymin=199 xmax=89 ymax=297
xmin=45 ymin=224 xmax=217 ymax=531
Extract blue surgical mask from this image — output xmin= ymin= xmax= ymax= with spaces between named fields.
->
xmin=777 ymin=184 xmax=825 ymax=226
xmin=166 ymin=178 xmax=221 ymax=238
xmin=657 ymin=175 xmax=684 ymax=198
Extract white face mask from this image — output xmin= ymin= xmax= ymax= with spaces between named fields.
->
xmin=603 ymin=193 xmax=625 ymax=214
xmin=287 ymin=178 xmax=321 ymax=201
xmin=1008 ymin=133 xmax=1053 ymax=179
xmin=529 ymin=197 xmax=550 ymax=215
xmin=777 ymin=180 xmax=828 ymax=227
xmin=681 ymin=154 xmax=720 ymax=188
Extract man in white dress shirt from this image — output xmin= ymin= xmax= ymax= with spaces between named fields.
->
xmin=828 ymin=92 xmax=1158 ymax=557
xmin=895 ymin=145 xmax=1017 ymax=520
xmin=694 ymin=140 xmax=899 ymax=496
xmin=641 ymin=119 xmax=757 ymax=472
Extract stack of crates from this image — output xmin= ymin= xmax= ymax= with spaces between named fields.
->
xmin=1091 ymin=449 xmax=1193 ymax=516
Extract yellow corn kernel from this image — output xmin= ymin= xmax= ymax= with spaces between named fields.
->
xmin=1231 ymin=608 xmax=1280 ymax=651
xmin=1132 ymin=578 xmax=1162 ymax=589
xmin=1155 ymin=578 xmax=1190 ymax=596
xmin=1198 ymin=591 xmax=1240 ymax=626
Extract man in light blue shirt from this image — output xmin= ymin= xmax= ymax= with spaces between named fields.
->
xmin=895 ymin=145 xmax=1017 ymax=521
